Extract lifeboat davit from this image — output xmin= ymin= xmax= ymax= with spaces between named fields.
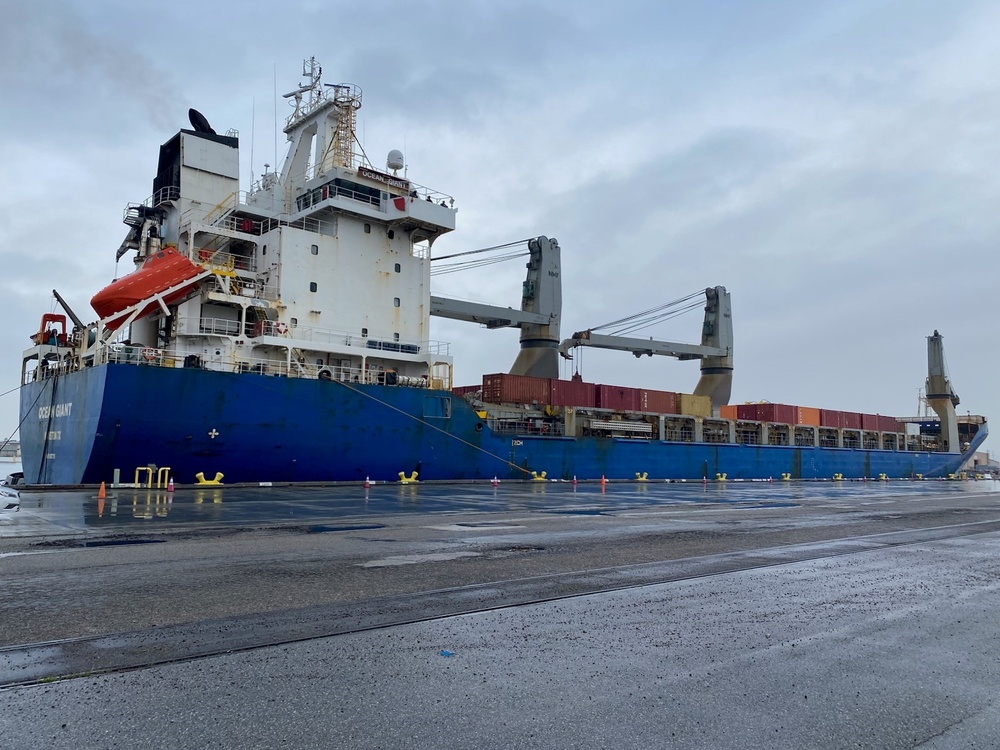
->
xmin=91 ymin=246 xmax=204 ymax=330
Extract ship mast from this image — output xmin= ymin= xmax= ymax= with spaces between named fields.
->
xmin=278 ymin=57 xmax=362 ymax=210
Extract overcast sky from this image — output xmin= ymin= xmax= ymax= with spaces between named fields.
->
xmin=1 ymin=0 xmax=997 ymax=453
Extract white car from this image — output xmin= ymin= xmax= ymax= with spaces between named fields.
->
xmin=0 ymin=471 xmax=22 ymax=510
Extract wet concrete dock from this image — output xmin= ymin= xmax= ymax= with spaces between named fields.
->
xmin=2 ymin=480 xmax=999 ymax=748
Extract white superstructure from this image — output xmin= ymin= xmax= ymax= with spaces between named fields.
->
xmin=110 ymin=57 xmax=456 ymax=387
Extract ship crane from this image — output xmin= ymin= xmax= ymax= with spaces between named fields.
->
xmin=558 ymin=286 xmax=734 ymax=409
xmin=430 ymin=236 xmax=562 ymax=379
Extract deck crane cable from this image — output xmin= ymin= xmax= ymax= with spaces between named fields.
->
xmin=430 ymin=239 xmax=533 ymax=262
xmin=589 ymin=290 xmax=706 ymax=336
xmin=610 ymin=299 xmax=705 ymax=336
xmin=430 ymin=239 xmax=533 ymax=276
xmin=0 ymin=376 xmax=53 ymax=457
xmin=431 ymin=250 xmax=528 ymax=276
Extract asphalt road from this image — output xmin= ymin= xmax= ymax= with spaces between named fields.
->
xmin=1 ymin=479 xmax=999 ymax=748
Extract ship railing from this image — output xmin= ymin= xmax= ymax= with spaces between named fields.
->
xmin=196 ymin=248 xmax=257 ymax=273
xmin=94 ymin=345 xmax=451 ymax=389
xmin=489 ymin=419 xmax=565 ymax=438
xmin=201 ymin=192 xmax=240 ymax=227
xmin=151 ymin=185 xmax=180 ymax=207
xmin=199 ymin=317 xmax=242 ymax=337
xmin=256 ymin=322 xmax=451 ymax=357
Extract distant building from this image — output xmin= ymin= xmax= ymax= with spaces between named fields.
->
xmin=964 ymin=450 xmax=997 ymax=472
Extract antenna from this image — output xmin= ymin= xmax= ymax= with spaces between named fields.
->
xmin=273 ymin=62 xmax=277 ymax=175
xmin=249 ymin=96 xmax=255 ymax=187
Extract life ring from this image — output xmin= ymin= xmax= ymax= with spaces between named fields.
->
xmin=275 ymin=322 xmax=288 ymax=335
xmin=140 ymin=347 xmax=157 ymax=362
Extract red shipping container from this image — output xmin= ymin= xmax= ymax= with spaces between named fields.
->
xmin=755 ymin=403 xmax=797 ymax=425
xmin=842 ymin=412 xmax=862 ymax=430
xmin=451 ymin=385 xmax=479 ymax=397
xmin=879 ymin=415 xmax=900 ymax=433
xmin=737 ymin=404 xmax=760 ymax=421
xmin=639 ymin=389 xmax=677 ymax=413
xmin=861 ymin=413 xmax=880 ymax=431
xmin=550 ymin=379 xmax=596 ymax=408
xmin=482 ymin=373 xmax=550 ymax=405
xmin=820 ymin=409 xmax=844 ymax=428
xmin=596 ymin=384 xmax=641 ymax=411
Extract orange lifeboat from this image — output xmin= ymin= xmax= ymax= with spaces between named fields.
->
xmin=91 ymin=246 xmax=204 ymax=330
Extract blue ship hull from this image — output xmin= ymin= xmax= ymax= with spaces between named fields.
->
xmin=19 ymin=364 xmax=988 ymax=485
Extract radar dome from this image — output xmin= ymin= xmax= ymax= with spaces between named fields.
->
xmin=386 ymin=149 xmax=405 ymax=172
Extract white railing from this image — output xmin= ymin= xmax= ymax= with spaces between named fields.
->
xmin=171 ymin=315 xmax=450 ymax=356
xmin=91 ymin=344 xmax=450 ymax=388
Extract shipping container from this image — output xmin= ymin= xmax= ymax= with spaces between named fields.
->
xmin=879 ymin=415 xmax=900 ymax=433
xmin=719 ymin=404 xmax=738 ymax=420
xmin=860 ymin=414 xmax=880 ymax=431
xmin=820 ymin=409 xmax=844 ymax=428
xmin=482 ymin=373 xmax=550 ymax=405
xmin=678 ymin=393 xmax=712 ymax=417
xmin=797 ymin=406 xmax=821 ymax=426
xmin=842 ymin=411 xmax=862 ymax=430
xmin=596 ymin=384 xmax=641 ymax=411
xmin=737 ymin=404 xmax=760 ymax=421
xmin=639 ymin=389 xmax=677 ymax=414
xmin=451 ymin=385 xmax=480 ymax=398
xmin=755 ymin=403 xmax=798 ymax=425
xmin=550 ymin=379 xmax=596 ymax=408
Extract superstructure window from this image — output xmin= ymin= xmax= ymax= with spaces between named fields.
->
xmin=393 ymin=297 xmax=400 ymax=307
xmin=364 ymin=224 xmax=371 ymax=234
xmin=311 ymin=244 xmax=318 ymax=255
xmin=387 ymin=230 xmax=395 ymax=239
xmin=394 ymin=263 xmax=401 ymax=273
xmin=291 ymin=317 xmax=298 ymax=326
xmin=393 ymin=332 xmax=400 ymax=341
xmin=309 ymin=282 xmax=317 ymax=292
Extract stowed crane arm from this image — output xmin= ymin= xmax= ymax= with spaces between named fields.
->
xmin=558 ymin=330 xmax=728 ymax=361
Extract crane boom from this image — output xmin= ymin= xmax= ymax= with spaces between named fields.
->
xmin=430 ymin=236 xmax=562 ymax=378
xmin=558 ymin=331 xmax=727 ymax=360
xmin=558 ymin=286 xmax=734 ymax=408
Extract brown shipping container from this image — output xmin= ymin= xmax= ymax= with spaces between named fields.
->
xmin=820 ymin=409 xmax=844 ymax=428
xmin=756 ymin=403 xmax=797 ymax=424
xmin=550 ymin=379 xmax=596 ymax=408
xmin=879 ymin=415 xmax=900 ymax=433
xmin=842 ymin=411 xmax=862 ymax=430
xmin=860 ymin=414 xmax=881 ymax=431
xmin=678 ymin=393 xmax=712 ymax=417
xmin=451 ymin=385 xmax=479 ymax=397
xmin=737 ymin=404 xmax=760 ymax=421
xmin=596 ymin=384 xmax=641 ymax=411
xmin=482 ymin=373 xmax=550 ymax=405
xmin=719 ymin=404 xmax=738 ymax=420
xmin=797 ymin=406 xmax=821 ymax=426
xmin=639 ymin=389 xmax=677 ymax=413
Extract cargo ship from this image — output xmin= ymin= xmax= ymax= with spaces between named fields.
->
xmin=18 ymin=59 xmax=987 ymax=485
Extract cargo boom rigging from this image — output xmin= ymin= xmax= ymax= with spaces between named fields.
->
xmin=431 ymin=236 xmax=731 ymax=404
